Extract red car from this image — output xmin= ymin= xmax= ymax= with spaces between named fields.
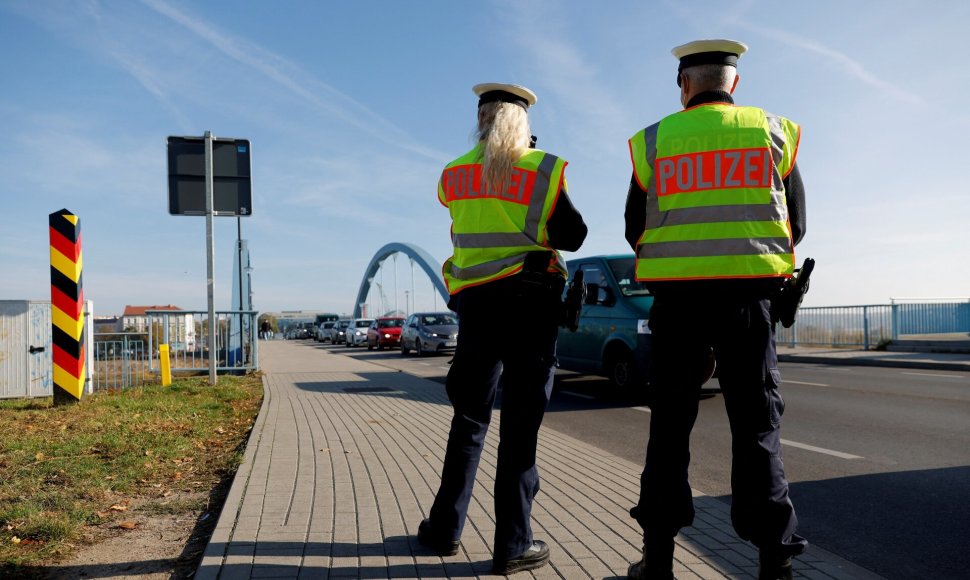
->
xmin=366 ymin=317 xmax=406 ymax=350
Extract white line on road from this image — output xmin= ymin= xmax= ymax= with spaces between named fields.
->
xmin=781 ymin=439 xmax=862 ymax=460
xmin=785 ymin=380 xmax=830 ymax=387
xmin=902 ymin=372 xmax=966 ymax=379
xmin=560 ymin=391 xmax=595 ymax=399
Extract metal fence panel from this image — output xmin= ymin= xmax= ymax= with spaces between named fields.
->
xmin=147 ymin=310 xmax=258 ymax=373
xmin=91 ymin=335 xmax=151 ymax=391
xmin=91 ymin=310 xmax=259 ymax=391
xmin=776 ymin=300 xmax=970 ymax=348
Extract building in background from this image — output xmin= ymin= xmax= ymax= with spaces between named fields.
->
xmin=121 ymin=305 xmax=196 ymax=352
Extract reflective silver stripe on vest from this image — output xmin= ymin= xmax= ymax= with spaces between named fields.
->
xmin=766 ymin=113 xmax=787 ymax=190
xmin=451 ymin=152 xmax=560 ymax=250
xmin=637 ymin=237 xmax=792 ymax=259
xmin=640 ymin=123 xmax=660 ymax=187
xmin=649 ymin=195 xmax=788 ymax=229
xmin=449 ymin=252 xmax=530 ymax=279
xmin=525 ymin=153 xmax=560 ymax=238
xmin=451 ymin=231 xmax=534 ymax=248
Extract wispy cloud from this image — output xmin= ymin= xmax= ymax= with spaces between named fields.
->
xmin=138 ymin=0 xmax=450 ymax=162
xmin=494 ymin=0 xmax=631 ymax=149
xmin=730 ymin=23 xmax=924 ymax=105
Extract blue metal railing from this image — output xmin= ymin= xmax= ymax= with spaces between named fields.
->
xmin=147 ymin=310 xmax=259 ymax=373
xmin=776 ymin=300 xmax=970 ymax=349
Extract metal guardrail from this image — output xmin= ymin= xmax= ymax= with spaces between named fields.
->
xmin=777 ymin=300 xmax=970 ymax=349
xmin=147 ymin=310 xmax=259 ymax=373
xmin=91 ymin=334 xmax=151 ymax=390
xmin=91 ymin=310 xmax=259 ymax=390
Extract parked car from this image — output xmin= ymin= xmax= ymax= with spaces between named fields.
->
xmin=332 ymin=319 xmax=352 ymax=345
xmin=345 ymin=318 xmax=375 ymax=347
xmin=316 ymin=321 xmax=336 ymax=343
xmin=400 ymin=312 xmax=459 ymax=356
xmin=366 ymin=317 xmax=405 ymax=350
xmin=555 ymin=254 xmax=654 ymax=390
xmin=287 ymin=327 xmax=309 ymax=339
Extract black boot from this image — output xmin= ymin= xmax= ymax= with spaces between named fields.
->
xmin=492 ymin=540 xmax=550 ymax=575
xmin=758 ymin=553 xmax=793 ymax=580
xmin=416 ymin=519 xmax=459 ymax=556
xmin=627 ymin=536 xmax=674 ymax=579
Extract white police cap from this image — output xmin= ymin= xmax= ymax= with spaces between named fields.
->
xmin=671 ymin=39 xmax=748 ymax=72
xmin=472 ymin=82 xmax=538 ymax=109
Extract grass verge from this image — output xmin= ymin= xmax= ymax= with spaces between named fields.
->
xmin=0 ymin=374 xmax=263 ymax=571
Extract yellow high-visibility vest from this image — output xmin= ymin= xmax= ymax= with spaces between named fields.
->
xmin=438 ymin=143 xmax=568 ymax=294
xmin=628 ymin=102 xmax=800 ymax=282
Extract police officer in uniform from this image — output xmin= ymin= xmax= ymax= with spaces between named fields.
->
xmin=417 ymin=82 xmax=586 ymax=575
xmin=623 ymin=40 xmax=808 ymax=580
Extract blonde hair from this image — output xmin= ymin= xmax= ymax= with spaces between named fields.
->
xmin=476 ymin=101 xmax=531 ymax=193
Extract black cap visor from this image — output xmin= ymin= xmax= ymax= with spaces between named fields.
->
xmin=477 ymin=90 xmax=529 ymax=110
xmin=676 ymin=51 xmax=739 ymax=86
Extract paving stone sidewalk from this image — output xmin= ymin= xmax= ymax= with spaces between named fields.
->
xmin=196 ymin=341 xmax=883 ymax=580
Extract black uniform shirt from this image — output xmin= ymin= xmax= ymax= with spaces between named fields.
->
xmin=546 ymin=188 xmax=588 ymax=251
xmin=623 ymin=90 xmax=806 ymax=298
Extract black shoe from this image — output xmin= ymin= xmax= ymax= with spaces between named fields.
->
xmin=492 ymin=540 xmax=550 ymax=575
xmin=417 ymin=519 xmax=459 ymax=556
xmin=627 ymin=537 xmax=675 ymax=579
xmin=758 ymin=554 xmax=793 ymax=580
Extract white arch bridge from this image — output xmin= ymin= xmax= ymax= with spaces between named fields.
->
xmin=352 ymin=243 xmax=450 ymax=319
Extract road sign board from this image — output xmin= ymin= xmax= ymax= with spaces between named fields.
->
xmin=167 ymin=136 xmax=252 ymax=216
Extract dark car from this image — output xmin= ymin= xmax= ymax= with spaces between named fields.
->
xmin=556 ymin=254 xmax=654 ymax=390
xmin=400 ymin=312 xmax=459 ymax=357
xmin=331 ymin=319 xmax=352 ymax=345
xmin=367 ymin=317 xmax=405 ymax=350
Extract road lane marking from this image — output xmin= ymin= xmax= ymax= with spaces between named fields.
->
xmin=781 ymin=439 xmax=862 ymax=460
xmin=902 ymin=372 xmax=966 ymax=379
xmin=632 ymin=406 xmax=651 ymax=413
xmin=560 ymin=391 xmax=595 ymax=399
xmin=785 ymin=380 xmax=830 ymax=387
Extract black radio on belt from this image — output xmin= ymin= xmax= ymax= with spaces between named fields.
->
xmin=519 ymin=251 xmax=563 ymax=292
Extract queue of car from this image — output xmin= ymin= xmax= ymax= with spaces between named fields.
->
xmin=285 ymin=253 xmax=654 ymax=391
xmin=290 ymin=310 xmax=458 ymax=357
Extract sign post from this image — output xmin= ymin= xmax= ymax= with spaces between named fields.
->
xmin=167 ymin=133 xmax=252 ymax=385
xmin=204 ymin=131 xmax=217 ymax=385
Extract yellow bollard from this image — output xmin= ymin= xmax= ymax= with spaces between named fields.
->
xmin=159 ymin=344 xmax=172 ymax=387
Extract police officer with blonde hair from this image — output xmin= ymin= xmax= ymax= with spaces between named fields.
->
xmin=624 ymin=40 xmax=807 ymax=579
xmin=417 ymin=82 xmax=586 ymax=574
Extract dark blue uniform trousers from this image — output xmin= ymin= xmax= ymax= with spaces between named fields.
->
xmin=428 ymin=279 xmax=561 ymax=562
xmin=634 ymin=295 xmax=808 ymax=559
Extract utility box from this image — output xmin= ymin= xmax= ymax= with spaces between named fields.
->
xmin=0 ymin=300 xmax=93 ymax=399
xmin=0 ymin=301 xmax=53 ymax=398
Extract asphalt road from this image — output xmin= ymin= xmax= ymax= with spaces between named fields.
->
xmin=314 ymin=341 xmax=970 ymax=580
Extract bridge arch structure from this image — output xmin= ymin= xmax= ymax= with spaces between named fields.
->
xmin=352 ymin=242 xmax=450 ymax=319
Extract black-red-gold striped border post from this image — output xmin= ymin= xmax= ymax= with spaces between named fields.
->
xmin=49 ymin=209 xmax=84 ymax=403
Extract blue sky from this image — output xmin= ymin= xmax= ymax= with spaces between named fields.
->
xmin=2 ymin=0 xmax=968 ymax=317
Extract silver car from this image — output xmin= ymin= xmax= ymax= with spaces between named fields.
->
xmin=316 ymin=321 xmax=336 ymax=342
xmin=400 ymin=312 xmax=459 ymax=357
xmin=345 ymin=318 xmax=375 ymax=347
